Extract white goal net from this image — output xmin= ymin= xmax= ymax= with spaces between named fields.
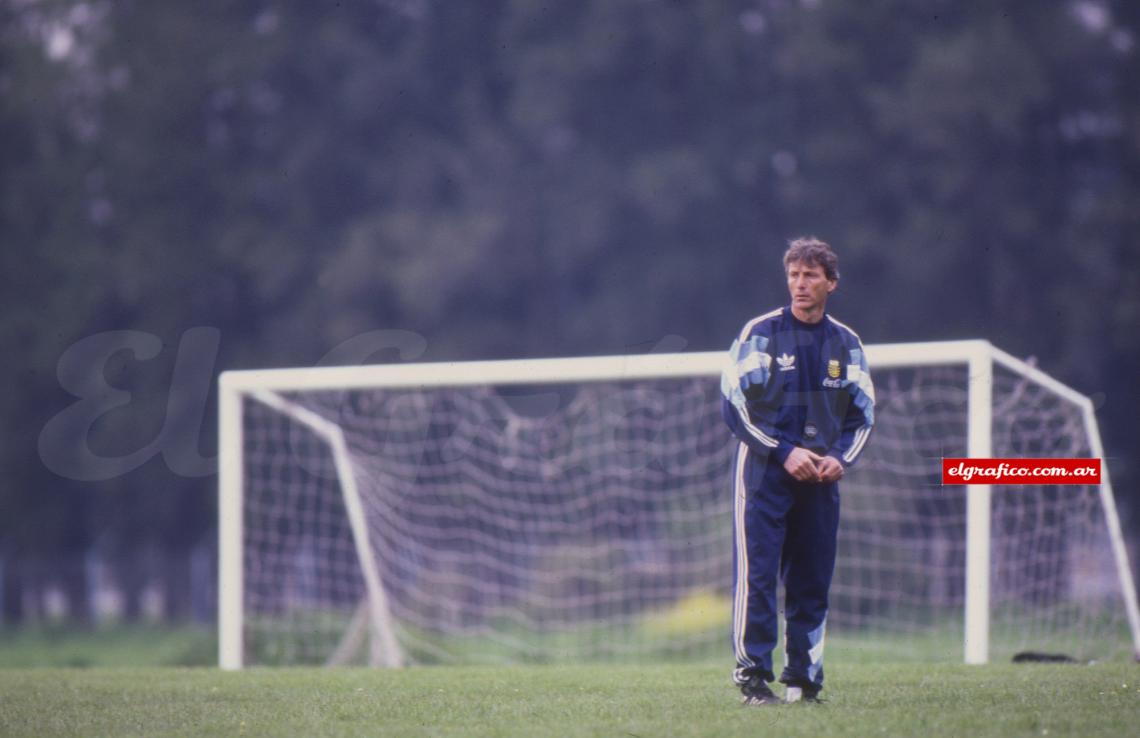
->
xmin=218 ymin=341 xmax=1139 ymax=668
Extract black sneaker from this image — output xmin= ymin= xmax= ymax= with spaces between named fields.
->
xmin=740 ymin=677 xmax=782 ymax=706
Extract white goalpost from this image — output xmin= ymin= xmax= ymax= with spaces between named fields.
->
xmin=218 ymin=339 xmax=1140 ymax=669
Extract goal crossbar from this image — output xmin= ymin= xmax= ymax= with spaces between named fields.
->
xmin=218 ymin=340 xmax=996 ymax=394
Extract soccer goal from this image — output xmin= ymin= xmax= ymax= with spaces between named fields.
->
xmin=218 ymin=340 xmax=1140 ymax=669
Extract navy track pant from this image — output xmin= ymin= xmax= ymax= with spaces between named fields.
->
xmin=730 ymin=443 xmax=840 ymax=690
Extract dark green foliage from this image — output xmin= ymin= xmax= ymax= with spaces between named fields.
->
xmin=1 ymin=1 xmax=1138 ymax=620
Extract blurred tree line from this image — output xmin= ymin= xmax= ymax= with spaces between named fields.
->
xmin=1 ymin=0 xmax=1137 ymax=623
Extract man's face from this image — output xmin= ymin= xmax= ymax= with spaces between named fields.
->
xmin=786 ymin=259 xmax=836 ymax=314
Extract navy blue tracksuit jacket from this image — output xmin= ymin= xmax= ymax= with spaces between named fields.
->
xmin=720 ymin=306 xmax=875 ymax=690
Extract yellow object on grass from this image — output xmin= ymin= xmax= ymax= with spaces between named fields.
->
xmin=639 ymin=590 xmax=732 ymax=636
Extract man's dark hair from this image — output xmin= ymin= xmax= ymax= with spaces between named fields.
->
xmin=783 ymin=237 xmax=839 ymax=282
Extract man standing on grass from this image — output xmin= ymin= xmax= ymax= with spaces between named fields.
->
xmin=720 ymin=237 xmax=875 ymax=705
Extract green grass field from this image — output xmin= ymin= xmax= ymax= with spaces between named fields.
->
xmin=1 ymin=662 xmax=1138 ymax=737
xmin=0 ymin=624 xmax=216 ymax=669
xmin=1 ymin=626 xmax=1137 ymax=736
